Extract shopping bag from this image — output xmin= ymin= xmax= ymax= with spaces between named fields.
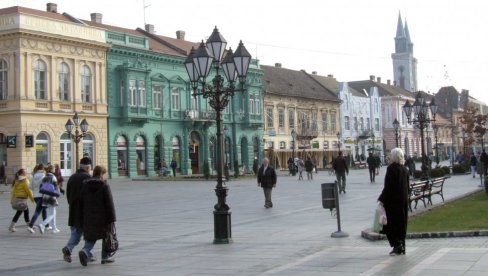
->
xmin=372 ymin=207 xmax=382 ymax=233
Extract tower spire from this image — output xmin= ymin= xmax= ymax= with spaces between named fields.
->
xmin=404 ymin=20 xmax=411 ymax=43
xmin=396 ymin=12 xmax=405 ymax=38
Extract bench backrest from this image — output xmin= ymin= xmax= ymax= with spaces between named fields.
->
xmin=410 ymin=180 xmax=429 ymax=194
xmin=430 ymin=177 xmax=446 ymax=188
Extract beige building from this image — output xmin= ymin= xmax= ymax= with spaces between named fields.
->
xmin=262 ymin=64 xmax=341 ymax=170
xmin=0 ymin=4 xmax=109 ymax=180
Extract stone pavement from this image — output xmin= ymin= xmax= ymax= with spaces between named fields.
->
xmin=0 ymin=164 xmax=487 ymax=275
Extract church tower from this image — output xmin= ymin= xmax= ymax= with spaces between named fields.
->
xmin=392 ymin=12 xmax=418 ymax=92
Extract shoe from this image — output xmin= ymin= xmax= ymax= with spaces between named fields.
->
xmin=389 ymin=245 xmax=405 ymax=256
xmin=79 ymin=251 xmax=88 ymax=267
xmin=8 ymin=222 xmax=16 ymax=232
xmin=90 ymin=256 xmax=97 ymax=262
xmin=101 ymin=258 xmax=115 ymax=264
xmin=46 ymin=226 xmax=53 ymax=231
xmin=62 ymin=247 xmax=72 ymax=263
xmin=52 ymin=228 xmax=60 ymax=234
xmin=37 ymin=224 xmax=45 ymax=234
xmin=27 ymin=227 xmax=35 ymax=233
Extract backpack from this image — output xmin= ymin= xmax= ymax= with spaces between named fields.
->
xmin=39 ymin=175 xmax=60 ymax=197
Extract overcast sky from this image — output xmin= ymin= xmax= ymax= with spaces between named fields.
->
xmin=6 ymin=0 xmax=488 ymax=104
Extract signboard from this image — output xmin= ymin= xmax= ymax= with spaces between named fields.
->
xmin=25 ymin=135 xmax=34 ymax=148
xmin=7 ymin=136 xmax=16 ymax=148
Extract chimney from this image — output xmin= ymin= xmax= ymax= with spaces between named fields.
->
xmin=327 ymin=74 xmax=334 ymax=78
xmin=145 ymin=24 xmax=155 ymax=34
xmin=90 ymin=13 xmax=102 ymax=24
xmin=369 ymin=75 xmax=375 ymax=81
xmin=312 ymin=71 xmax=317 ymax=75
xmin=387 ymin=79 xmax=391 ymax=85
xmin=393 ymin=80 xmax=397 ymax=86
xmin=46 ymin=3 xmax=58 ymax=13
xmin=275 ymin=63 xmax=282 ymax=68
xmin=376 ymin=77 xmax=381 ymax=83
xmin=176 ymin=30 xmax=185 ymax=40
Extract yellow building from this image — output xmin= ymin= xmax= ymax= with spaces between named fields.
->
xmin=262 ymin=64 xmax=341 ymax=170
xmin=0 ymin=4 xmax=108 ymax=180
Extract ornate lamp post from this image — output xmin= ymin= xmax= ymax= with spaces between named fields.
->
xmin=371 ymin=129 xmax=375 ymax=154
xmin=291 ymin=129 xmax=297 ymax=175
xmin=337 ymin=132 xmax=341 ymax=152
xmin=184 ymin=27 xmax=251 ymax=244
xmin=393 ymin=118 xmax=400 ymax=148
xmin=433 ymin=124 xmax=440 ymax=166
xmin=403 ymin=92 xmax=438 ymax=179
xmin=64 ymin=112 xmax=89 ymax=169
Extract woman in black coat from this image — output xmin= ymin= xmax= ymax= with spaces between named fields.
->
xmin=378 ymin=148 xmax=409 ymax=256
xmin=78 ymin=166 xmax=116 ymax=266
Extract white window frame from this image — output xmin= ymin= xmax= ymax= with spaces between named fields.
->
xmin=153 ymin=85 xmax=162 ymax=109
xmin=129 ymin=80 xmax=137 ymax=107
xmin=171 ymin=87 xmax=180 ymax=111
xmin=58 ymin=62 xmax=70 ymax=101
xmin=34 ymin=60 xmax=47 ymax=100
xmin=81 ymin=65 xmax=91 ymax=103
xmin=0 ymin=59 xmax=7 ymax=100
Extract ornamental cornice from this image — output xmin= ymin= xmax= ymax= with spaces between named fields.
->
xmin=109 ymin=45 xmax=184 ymax=65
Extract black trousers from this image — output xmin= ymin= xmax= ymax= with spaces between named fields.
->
xmin=12 ymin=209 xmax=30 ymax=223
xmin=384 ymin=205 xmax=408 ymax=248
xmin=369 ymin=168 xmax=376 ymax=182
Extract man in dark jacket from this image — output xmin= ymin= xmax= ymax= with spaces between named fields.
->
xmin=61 ymin=157 xmax=92 ymax=263
xmin=480 ymin=149 xmax=488 ymax=174
xmin=366 ymin=153 xmax=376 ymax=183
xmin=304 ymin=156 xmax=314 ymax=180
xmin=257 ymin=158 xmax=277 ymax=208
xmin=333 ymin=151 xmax=349 ymax=194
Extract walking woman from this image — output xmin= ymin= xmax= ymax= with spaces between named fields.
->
xmin=378 ymin=148 xmax=409 ymax=256
xmin=78 ymin=165 xmax=116 ymax=266
xmin=54 ymin=164 xmax=65 ymax=194
xmin=27 ymin=164 xmax=48 ymax=233
xmin=9 ymin=169 xmax=35 ymax=232
xmin=37 ymin=165 xmax=60 ymax=234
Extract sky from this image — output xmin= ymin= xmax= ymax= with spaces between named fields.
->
xmin=5 ymin=0 xmax=488 ymax=104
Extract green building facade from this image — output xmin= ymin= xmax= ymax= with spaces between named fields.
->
xmin=105 ymin=28 xmax=264 ymax=178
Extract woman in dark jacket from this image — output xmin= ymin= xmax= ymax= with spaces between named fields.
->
xmin=78 ymin=166 xmax=116 ymax=266
xmin=378 ymin=148 xmax=409 ymax=256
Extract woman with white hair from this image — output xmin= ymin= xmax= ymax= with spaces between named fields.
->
xmin=378 ymin=148 xmax=409 ymax=256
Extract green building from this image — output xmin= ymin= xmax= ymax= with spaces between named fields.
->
xmin=85 ymin=20 xmax=263 ymax=178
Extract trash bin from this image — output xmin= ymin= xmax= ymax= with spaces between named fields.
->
xmin=321 ymin=183 xmax=336 ymax=210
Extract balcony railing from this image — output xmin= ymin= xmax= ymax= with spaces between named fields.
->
xmin=185 ymin=109 xmax=216 ymax=121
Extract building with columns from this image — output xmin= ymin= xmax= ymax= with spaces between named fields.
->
xmin=262 ymin=64 xmax=341 ymax=169
xmin=0 ymin=4 xmax=109 ymax=180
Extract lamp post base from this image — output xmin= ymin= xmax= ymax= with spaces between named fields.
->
xmin=213 ymin=210 xmax=232 ymax=244
xmin=331 ymin=231 xmax=349 ymax=238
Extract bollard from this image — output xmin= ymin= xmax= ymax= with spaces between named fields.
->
xmin=321 ymin=181 xmax=348 ymax=238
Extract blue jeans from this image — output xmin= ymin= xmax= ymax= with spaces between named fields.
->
xmin=66 ymin=226 xmax=83 ymax=252
xmin=82 ymin=240 xmax=111 ymax=260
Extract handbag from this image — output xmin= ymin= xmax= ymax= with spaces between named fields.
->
xmin=11 ymin=198 xmax=28 ymax=211
xmin=103 ymin=223 xmax=119 ymax=255
xmin=40 ymin=181 xmax=60 ymax=197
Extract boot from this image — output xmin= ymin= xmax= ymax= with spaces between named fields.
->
xmin=8 ymin=222 xmax=16 ymax=232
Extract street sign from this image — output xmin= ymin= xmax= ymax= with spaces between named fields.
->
xmin=25 ymin=135 xmax=34 ymax=148
xmin=7 ymin=136 xmax=16 ymax=148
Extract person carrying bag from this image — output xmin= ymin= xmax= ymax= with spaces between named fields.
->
xmin=9 ymin=169 xmax=35 ymax=232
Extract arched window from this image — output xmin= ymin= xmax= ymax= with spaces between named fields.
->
xmin=36 ymin=132 xmax=50 ymax=165
xmin=81 ymin=65 xmax=91 ymax=103
xmin=0 ymin=59 xmax=7 ymax=100
xmin=117 ymin=136 xmax=128 ymax=176
xmin=58 ymin=62 xmax=70 ymax=101
xmin=136 ymin=136 xmax=146 ymax=175
xmin=34 ymin=60 xmax=47 ymax=100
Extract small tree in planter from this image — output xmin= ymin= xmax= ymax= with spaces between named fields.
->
xmin=203 ymin=161 xmax=210 ymax=180
xmin=452 ymin=164 xmax=467 ymax=174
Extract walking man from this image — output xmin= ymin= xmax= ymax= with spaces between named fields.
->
xmin=257 ymin=158 xmax=277 ymax=208
xmin=367 ymin=153 xmax=376 ymax=183
xmin=170 ymin=158 xmax=177 ymax=177
xmin=333 ymin=151 xmax=349 ymax=194
xmin=61 ymin=157 xmax=92 ymax=263
xmin=305 ymin=156 xmax=314 ymax=180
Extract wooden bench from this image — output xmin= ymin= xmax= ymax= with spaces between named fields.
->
xmin=353 ymin=161 xmax=367 ymax=169
xmin=427 ymin=177 xmax=446 ymax=205
xmin=409 ymin=180 xmax=429 ymax=211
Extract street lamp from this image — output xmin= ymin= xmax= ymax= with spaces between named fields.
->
xmin=184 ymin=27 xmax=251 ymax=244
xmin=433 ymin=124 xmax=439 ymax=166
xmin=403 ymin=91 xmax=438 ymax=179
xmin=65 ymin=112 xmax=89 ymax=169
xmin=393 ymin=118 xmax=400 ymax=148
xmin=291 ymin=129 xmax=297 ymax=175
xmin=337 ymin=132 xmax=341 ymax=152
